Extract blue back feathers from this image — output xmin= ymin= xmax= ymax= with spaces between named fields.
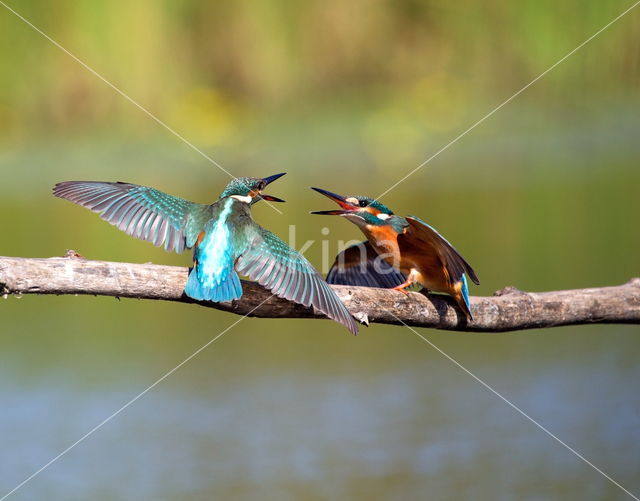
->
xmin=185 ymin=199 xmax=243 ymax=302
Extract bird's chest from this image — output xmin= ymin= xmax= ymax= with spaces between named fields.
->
xmin=364 ymin=225 xmax=401 ymax=265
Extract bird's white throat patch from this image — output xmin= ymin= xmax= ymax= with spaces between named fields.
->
xmin=231 ymin=194 xmax=253 ymax=203
xmin=344 ymin=213 xmax=367 ymax=228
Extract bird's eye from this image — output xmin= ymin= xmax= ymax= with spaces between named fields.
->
xmin=359 ymin=200 xmax=368 ymax=207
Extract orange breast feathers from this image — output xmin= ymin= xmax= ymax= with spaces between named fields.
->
xmin=363 ymin=224 xmax=402 ymax=268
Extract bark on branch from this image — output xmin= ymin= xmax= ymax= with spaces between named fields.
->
xmin=1 ymin=255 xmax=639 ymax=332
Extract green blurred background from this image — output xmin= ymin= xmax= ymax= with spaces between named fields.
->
xmin=1 ymin=1 xmax=639 ymax=500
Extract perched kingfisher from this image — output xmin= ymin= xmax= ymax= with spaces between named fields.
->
xmin=52 ymin=175 xmax=358 ymax=334
xmin=310 ymin=187 xmax=480 ymax=321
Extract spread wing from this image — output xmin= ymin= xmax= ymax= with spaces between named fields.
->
xmin=327 ymin=241 xmax=406 ymax=288
xmin=399 ymin=217 xmax=479 ymax=285
xmin=53 ymin=181 xmax=211 ymax=253
xmin=236 ymin=227 xmax=358 ymax=334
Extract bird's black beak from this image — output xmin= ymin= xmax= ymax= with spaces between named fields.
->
xmin=309 ymin=187 xmax=358 ymax=215
xmin=259 ymin=172 xmax=287 ymax=202
xmin=262 ymin=172 xmax=286 ymax=186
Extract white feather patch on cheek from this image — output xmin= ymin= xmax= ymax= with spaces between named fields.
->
xmin=377 ymin=213 xmax=390 ymax=220
xmin=231 ymin=194 xmax=253 ymax=203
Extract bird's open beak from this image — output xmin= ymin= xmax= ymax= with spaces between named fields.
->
xmin=259 ymin=172 xmax=287 ymax=202
xmin=260 ymin=194 xmax=285 ymax=202
xmin=309 ymin=187 xmax=358 ymax=215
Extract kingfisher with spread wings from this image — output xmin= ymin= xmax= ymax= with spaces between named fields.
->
xmin=52 ymin=175 xmax=358 ymax=334
xmin=311 ymin=187 xmax=479 ymax=321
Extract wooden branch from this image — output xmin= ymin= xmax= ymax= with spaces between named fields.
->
xmin=1 ymin=255 xmax=639 ymax=332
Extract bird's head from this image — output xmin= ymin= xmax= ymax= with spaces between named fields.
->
xmin=310 ymin=187 xmax=394 ymax=227
xmin=219 ymin=173 xmax=286 ymax=205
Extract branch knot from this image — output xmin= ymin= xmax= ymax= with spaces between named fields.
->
xmin=493 ymin=286 xmax=527 ymax=297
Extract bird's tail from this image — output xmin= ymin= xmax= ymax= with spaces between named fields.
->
xmin=455 ymin=274 xmax=473 ymax=321
xmin=185 ymin=265 xmax=243 ymax=302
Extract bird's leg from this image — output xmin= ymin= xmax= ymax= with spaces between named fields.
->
xmin=393 ymin=269 xmax=419 ymax=295
xmin=392 ymin=278 xmax=414 ymax=295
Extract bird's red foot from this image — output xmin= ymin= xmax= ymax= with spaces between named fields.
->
xmin=392 ymin=279 xmax=413 ymax=296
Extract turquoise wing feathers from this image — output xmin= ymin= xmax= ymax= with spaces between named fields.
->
xmin=53 ymin=181 xmax=210 ymax=253
xmin=236 ymin=226 xmax=358 ymax=334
